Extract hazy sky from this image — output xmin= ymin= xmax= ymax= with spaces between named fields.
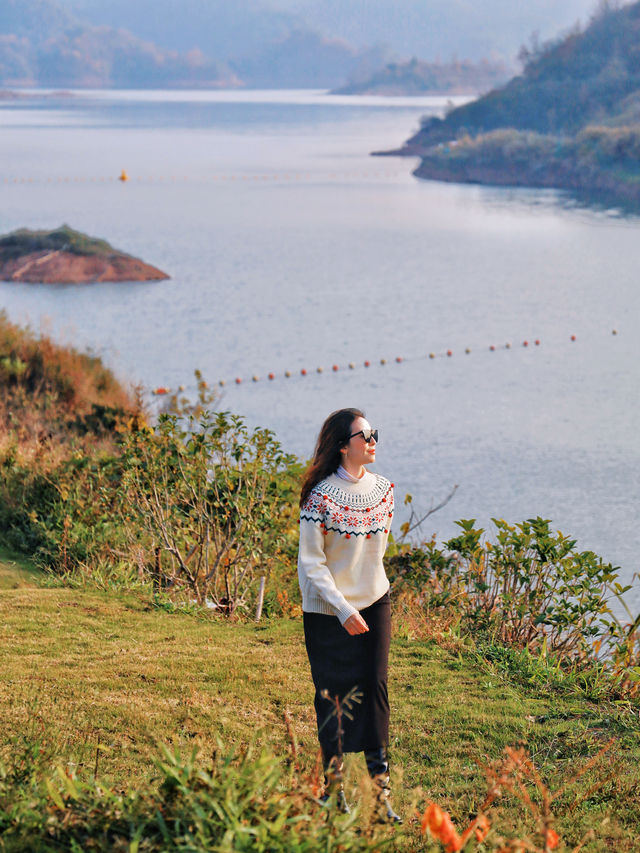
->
xmin=261 ymin=0 xmax=608 ymax=58
xmin=55 ymin=0 xmax=613 ymax=61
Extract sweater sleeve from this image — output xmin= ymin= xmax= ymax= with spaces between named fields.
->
xmin=297 ymin=517 xmax=358 ymax=625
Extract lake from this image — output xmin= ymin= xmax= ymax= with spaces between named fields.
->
xmin=0 ymin=89 xmax=638 ymax=608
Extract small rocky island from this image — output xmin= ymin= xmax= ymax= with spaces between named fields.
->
xmin=0 ymin=225 xmax=169 ymax=284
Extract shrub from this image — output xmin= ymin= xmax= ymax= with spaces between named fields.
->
xmin=0 ymin=441 xmax=132 ymax=574
xmin=576 ymin=124 xmax=640 ymax=162
xmin=120 ymin=410 xmax=301 ymax=614
xmin=387 ymin=517 xmax=640 ymax=697
xmin=0 ymin=310 xmax=136 ymax=444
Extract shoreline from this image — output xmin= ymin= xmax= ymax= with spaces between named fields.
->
xmin=374 ymin=142 xmax=640 ymax=207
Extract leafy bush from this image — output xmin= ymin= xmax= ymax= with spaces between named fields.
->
xmin=120 ymin=410 xmax=301 ymax=614
xmin=444 ymin=129 xmax=560 ymax=166
xmin=577 ymin=124 xmax=640 ymax=161
xmin=387 ymin=517 xmax=640 ymax=697
xmin=0 ymin=442 xmax=132 ymax=575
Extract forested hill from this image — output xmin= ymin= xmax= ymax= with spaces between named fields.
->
xmin=405 ymin=1 xmax=640 ymax=149
xmin=333 ymin=57 xmax=510 ymax=96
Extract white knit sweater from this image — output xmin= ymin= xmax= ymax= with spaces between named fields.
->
xmin=297 ymin=471 xmax=393 ymax=625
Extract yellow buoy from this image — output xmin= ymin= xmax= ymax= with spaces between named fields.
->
xmin=119 ymin=169 xmax=129 ymax=182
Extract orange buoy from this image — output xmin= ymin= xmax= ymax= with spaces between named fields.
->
xmin=301 ymin=368 xmax=307 ymax=376
xmin=570 ymin=335 xmax=576 ymax=341
xmin=364 ymin=360 xmax=370 ymax=367
xmin=447 ymin=350 xmax=453 ymax=357
xmin=535 ymin=339 xmax=540 ymax=346
xmin=523 ymin=340 xmax=529 ymax=347
xmin=395 ymin=356 xmax=402 ymax=363
xmin=268 ymin=372 xmax=275 ymax=380
xmin=332 ymin=364 xmax=339 ymax=372
xmin=235 ymin=377 xmax=242 ymax=384
xmin=489 ymin=345 xmax=496 ymax=351
xmin=153 ymin=387 xmax=169 ymax=395
xmin=119 ymin=169 xmax=129 ymax=182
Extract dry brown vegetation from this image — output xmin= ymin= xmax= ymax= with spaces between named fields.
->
xmin=0 ymin=309 xmax=139 ymax=446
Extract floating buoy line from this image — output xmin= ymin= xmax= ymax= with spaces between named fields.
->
xmin=150 ymin=330 xmax=620 ymax=396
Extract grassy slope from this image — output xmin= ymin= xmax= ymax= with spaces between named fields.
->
xmin=1 ymin=555 xmax=639 ymax=851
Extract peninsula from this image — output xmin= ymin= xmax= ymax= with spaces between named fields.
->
xmin=382 ymin=2 xmax=640 ymax=204
xmin=0 ymin=225 xmax=169 ymax=283
xmin=333 ymin=57 xmax=510 ymax=96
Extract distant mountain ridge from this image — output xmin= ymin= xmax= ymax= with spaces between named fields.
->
xmin=0 ymin=0 xmax=237 ymax=88
xmin=247 ymin=0 xmax=603 ymax=61
xmin=53 ymin=0 xmax=298 ymax=60
xmin=2 ymin=0 xmax=613 ymax=90
xmin=0 ymin=0 xmax=380 ymax=88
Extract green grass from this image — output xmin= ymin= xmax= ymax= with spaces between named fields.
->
xmin=1 ymin=555 xmax=639 ymax=851
xmin=0 ymin=546 xmax=43 ymax=590
xmin=0 ymin=225 xmax=119 ymax=259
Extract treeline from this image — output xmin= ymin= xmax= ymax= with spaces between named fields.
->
xmin=334 ymin=57 xmax=510 ymax=96
xmin=414 ymin=124 xmax=640 ymax=201
xmin=408 ymin=1 xmax=640 ymax=148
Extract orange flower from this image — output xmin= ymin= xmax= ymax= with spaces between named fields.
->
xmin=421 ymin=802 xmax=444 ymax=835
xmin=474 ymin=814 xmax=491 ymax=842
xmin=545 ymin=828 xmax=560 ymax=850
xmin=460 ymin=813 xmax=491 ymax=848
xmin=421 ymin=802 xmax=462 ymax=852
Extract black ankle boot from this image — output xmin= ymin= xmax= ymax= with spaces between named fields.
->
xmin=364 ymin=747 xmax=402 ymax=824
xmin=320 ymin=752 xmax=350 ymax=814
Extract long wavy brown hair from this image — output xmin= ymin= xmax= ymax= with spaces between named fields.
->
xmin=299 ymin=408 xmax=364 ymax=507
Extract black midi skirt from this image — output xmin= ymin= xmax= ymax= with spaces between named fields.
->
xmin=303 ymin=591 xmax=390 ymax=755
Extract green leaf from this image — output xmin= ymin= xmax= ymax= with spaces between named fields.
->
xmin=45 ymin=778 xmax=66 ymax=810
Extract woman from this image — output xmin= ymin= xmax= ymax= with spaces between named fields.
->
xmin=298 ymin=407 xmax=401 ymax=823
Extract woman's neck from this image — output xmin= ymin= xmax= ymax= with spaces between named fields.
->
xmin=338 ymin=462 xmax=366 ymax=481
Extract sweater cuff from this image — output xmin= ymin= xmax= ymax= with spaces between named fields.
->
xmin=335 ymin=601 xmax=359 ymax=626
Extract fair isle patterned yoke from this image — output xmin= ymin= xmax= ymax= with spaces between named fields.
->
xmin=301 ymin=474 xmax=394 ymax=538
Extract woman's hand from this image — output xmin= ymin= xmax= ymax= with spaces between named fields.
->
xmin=343 ymin=613 xmax=369 ymax=635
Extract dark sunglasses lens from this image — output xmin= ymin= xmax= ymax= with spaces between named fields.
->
xmin=364 ymin=429 xmax=378 ymax=443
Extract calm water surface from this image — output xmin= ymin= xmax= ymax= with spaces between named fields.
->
xmin=1 ymin=90 xmax=638 ymax=606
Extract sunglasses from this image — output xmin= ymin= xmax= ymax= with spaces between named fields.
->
xmin=348 ymin=428 xmax=379 ymax=443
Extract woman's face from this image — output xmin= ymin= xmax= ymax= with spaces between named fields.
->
xmin=341 ymin=415 xmax=377 ymax=470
